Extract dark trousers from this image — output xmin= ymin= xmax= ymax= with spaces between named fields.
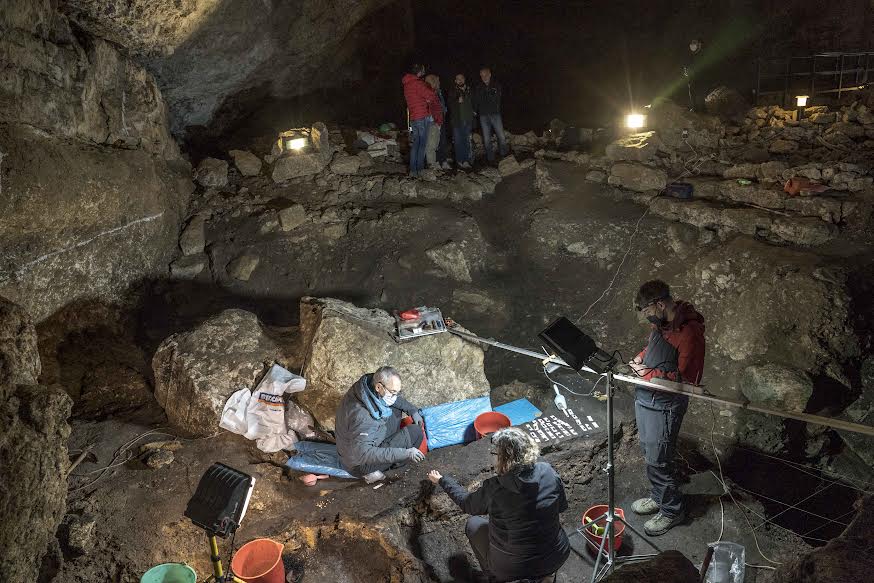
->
xmin=453 ymin=122 xmax=472 ymax=164
xmin=634 ymin=398 xmax=687 ymax=518
xmin=361 ymin=410 xmax=423 ymax=474
xmin=437 ymin=120 xmax=449 ymax=163
xmin=465 ymin=516 xmax=492 ymax=577
xmin=409 ymin=116 xmax=432 ymax=175
xmin=479 ymin=113 xmax=509 ymax=162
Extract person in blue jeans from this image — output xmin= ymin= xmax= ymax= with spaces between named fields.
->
xmin=402 ymin=64 xmax=437 ymax=177
xmin=449 ymin=73 xmax=474 ymax=169
xmin=472 ymin=67 xmax=509 ymax=163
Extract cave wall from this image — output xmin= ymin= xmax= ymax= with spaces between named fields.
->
xmin=60 ymin=0 xmax=414 ymax=137
xmin=0 ymin=0 xmax=192 ymax=322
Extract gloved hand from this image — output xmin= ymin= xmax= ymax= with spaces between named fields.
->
xmin=412 ymin=411 xmax=424 ymax=427
xmin=406 ymin=448 xmax=425 ymax=463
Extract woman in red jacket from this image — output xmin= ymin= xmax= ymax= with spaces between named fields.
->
xmin=402 ymin=64 xmax=437 ymax=177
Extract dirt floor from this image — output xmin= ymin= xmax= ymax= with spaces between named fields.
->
xmin=54 ymin=373 xmax=808 ymax=583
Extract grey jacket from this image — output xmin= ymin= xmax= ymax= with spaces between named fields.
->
xmin=334 ymin=374 xmax=418 ymax=475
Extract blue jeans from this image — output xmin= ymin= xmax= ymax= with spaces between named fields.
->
xmin=409 ymin=116 xmax=432 ymax=174
xmin=453 ymin=122 xmax=472 ymax=164
xmin=479 ymin=113 xmax=508 ymax=162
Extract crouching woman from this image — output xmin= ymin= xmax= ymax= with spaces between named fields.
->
xmin=428 ymin=427 xmax=570 ymax=583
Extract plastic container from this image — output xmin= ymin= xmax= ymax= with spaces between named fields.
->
xmin=704 ymin=541 xmax=745 ymax=583
xmin=231 ymin=539 xmax=286 ymax=583
xmin=140 ymin=563 xmax=196 ymax=583
xmin=474 ymin=411 xmax=512 ymax=438
xmin=581 ymin=505 xmax=626 ymax=553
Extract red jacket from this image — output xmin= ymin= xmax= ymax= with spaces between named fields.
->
xmin=402 ymin=73 xmax=443 ymax=125
xmin=636 ymin=301 xmax=705 ymax=385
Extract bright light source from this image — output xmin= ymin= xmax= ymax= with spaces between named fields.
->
xmin=795 ymin=95 xmax=809 ymax=107
xmin=625 ymin=113 xmax=646 ymax=130
xmin=287 ymin=137 xmax=307 ymax=151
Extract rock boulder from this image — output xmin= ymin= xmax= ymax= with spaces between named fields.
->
xmin=195 ymin=157 xmax=229 ymax=188
xmin=297 ymin=297 xmax=490 ymax=430
xmin=152 ymin=309 xmax=291 ymax=435
xmin=605 ymin=131 xmax=662 ymax=162
xmin=0 ymin=298 xmax=72 ymax=583
xmin=609 ymin=162 xmax=667 ymax=192
xmin=229 ymin=150 xmax=262 ymax=177
xmin=272 ymin=152 xmax=330 ymax=182
xmin=741 ymin=364 xmax=814 ymax=412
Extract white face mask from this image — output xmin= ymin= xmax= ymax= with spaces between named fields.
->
xmin=382 ymin=393 xmax=398 ymax=406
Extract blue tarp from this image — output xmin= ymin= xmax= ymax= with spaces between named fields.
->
xmin=285 ymin=441 xmax=355 ymax=479
xmin=422 ymin=395 xmax=492 ymax=450
xmin=494 ymin=398 xmax=541 ymax=426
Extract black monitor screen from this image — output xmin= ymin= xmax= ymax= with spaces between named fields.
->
xmin=538 ymin=317 xmax=598 ymax=371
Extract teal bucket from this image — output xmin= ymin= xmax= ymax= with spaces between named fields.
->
xmin=140 ymin=563 xmax=197 ymax=583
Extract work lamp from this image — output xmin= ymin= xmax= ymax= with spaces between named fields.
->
xmin=625 ymin=113 xmax=646 ymax=130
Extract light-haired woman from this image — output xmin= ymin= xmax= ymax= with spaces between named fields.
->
xmin=428 ymin=427 xmax=570 ymax=583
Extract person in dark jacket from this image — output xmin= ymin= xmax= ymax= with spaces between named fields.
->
xmin=428 ymin=427 xmax=570 ymax=582
xmin=472 ymin=67 xmax=509 ymax=163
xmin=402 ymin=64 xmax=437 ymax=178
xmin=450 ymin=73 xmax=474 ymax=169
xmin=628 ymin=279 xmax=705 ymax=536
xmin=335 ymin=366 xmax=426 ymax=483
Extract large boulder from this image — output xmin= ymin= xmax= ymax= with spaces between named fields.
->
xmin=194 ymin=157 xmax=229 ymax=188
xmin=272 ymin=152 xmax=330 ymax=182
xmin=0 ymin=296 xmax=40 ymax=391
xmin=297 ymin=297 xmax=490 ymax=430
xmin=0 ymin=297 xmax=72 ymax=583
xmin=741 ymin=364 xmax=814 ymax=412
xmin=608 ymin=162 xmax=667 ymax=192
xmin=704 ymin=86 xmax=749 ymax=119
xmin=152 ymin=309 xmax=291 ymax=435
xmin=605 ymin=131 xmax=662 ymax=162
xmin=229 ymin=149 xmax=262 ymax=177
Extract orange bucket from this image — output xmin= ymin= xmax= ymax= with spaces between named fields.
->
xmin=474 ymin=412 xmax=511 ymax=439
xmin=230 ymin=539 xmax=285 ymax=583
xmin=581 ymin=505 xmax=626 ymax=552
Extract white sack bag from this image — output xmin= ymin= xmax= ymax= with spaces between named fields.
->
xmin=219 ymin=387 xmax=252 ymax=434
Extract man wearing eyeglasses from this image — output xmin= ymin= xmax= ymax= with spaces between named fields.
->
xmin=335 ymin=366 xmax=427 ymax=483
xmin=626 ymin=279 xmax=705 ymax=536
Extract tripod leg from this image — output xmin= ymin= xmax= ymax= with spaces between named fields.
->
xmin=209 ymin=534 xmax=224 ymax=580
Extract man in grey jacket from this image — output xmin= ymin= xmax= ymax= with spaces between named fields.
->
xmin=335 ymin=366 xmax=426 ymax=483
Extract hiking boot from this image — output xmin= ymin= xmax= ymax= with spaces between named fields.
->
xmin=643 ymin=511 xmax=685 ymax=536
xmin=440 ymin=161 xmax=452 ymax=170
xmin=631 ymin=497 xmax=659 ymax=515
xmin=363 ymin=470 xmax=385 ymax=484
xmin=459 ymin=161 xmax=472 ymax=169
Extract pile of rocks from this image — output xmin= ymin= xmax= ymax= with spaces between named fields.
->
xmin=525 ymin=99 xmax=874 ymax=246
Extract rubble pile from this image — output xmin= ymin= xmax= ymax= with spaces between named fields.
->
xmin=532 ymin=100 xmax=874 ymax=247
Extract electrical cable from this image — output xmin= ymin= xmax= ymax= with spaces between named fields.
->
xmin=543 ymin=365 xmax=596 ymax=396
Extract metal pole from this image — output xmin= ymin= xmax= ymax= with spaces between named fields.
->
xmin=447 ymin=329 xmax=874 ymax=437
xmin=605 ymin=371 xmax=615 ymax=572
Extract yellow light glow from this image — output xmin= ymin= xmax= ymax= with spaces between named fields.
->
xmin=796 ymin=95 xmax=809 ymax=107
xmin=625 ymin=113 xmax=646 ymax=130
xmin=287 ymin=137 xmax=307 ymax=151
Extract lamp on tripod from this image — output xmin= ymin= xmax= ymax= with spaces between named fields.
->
xmin=537 ymin=317 xmax=661 ymax=582
xmin=184 ymin=463 xmax=256 ymax=583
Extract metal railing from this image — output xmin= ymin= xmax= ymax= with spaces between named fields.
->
xmin=754 ymin=51 xmax=874 ymax=105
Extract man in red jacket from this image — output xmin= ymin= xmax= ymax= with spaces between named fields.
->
xmin=627 ymin=279 xmax=705 ymax=536
xmin=402 ymin=64 xmax=438 ymax=177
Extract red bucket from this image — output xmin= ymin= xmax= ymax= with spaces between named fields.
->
xmin=400 ymin=416 xmax=428 ymax=453
xmin=230 ymin=539 xmax=285 ymax=583
xmin=581 ymin=505 xmax=626 ymax=553
xmin=474 ymin=412 xmax=511 ymax=439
